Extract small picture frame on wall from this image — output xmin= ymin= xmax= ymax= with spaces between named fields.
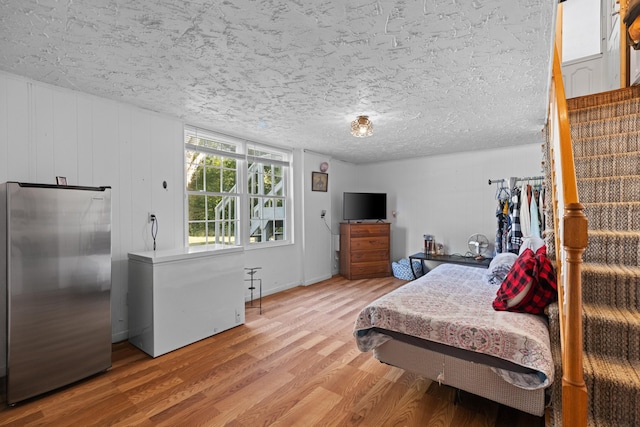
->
xmin=312 ymin=172 xmax=328 ymax=192
xmin=56 ymin=176 xmax=67 ymax=185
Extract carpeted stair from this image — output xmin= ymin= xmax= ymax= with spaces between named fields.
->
xmin=546 ymin=86 xmax=640 ymax=427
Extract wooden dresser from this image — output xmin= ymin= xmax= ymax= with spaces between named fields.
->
xmin=340 ymin=222 xmax=391 ymax=280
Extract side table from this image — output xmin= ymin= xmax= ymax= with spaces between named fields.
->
xmin=408 ymin=252 xmax=492 ymax=279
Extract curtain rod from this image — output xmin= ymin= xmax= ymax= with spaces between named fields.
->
xmin=487 ymin=175 xmax=544 ymax=185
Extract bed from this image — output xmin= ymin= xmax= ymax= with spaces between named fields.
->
xmin=353 ymin=262 xmax=554 ymax=416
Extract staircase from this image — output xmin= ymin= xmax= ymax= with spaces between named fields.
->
xmin=549 ymin=86 xmax=640 ymax=427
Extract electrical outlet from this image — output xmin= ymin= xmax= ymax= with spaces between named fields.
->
xmin=148 ymin=212 xmax=156 ymax=223
xmin=321 ymin=210 xmax=326 ymax=218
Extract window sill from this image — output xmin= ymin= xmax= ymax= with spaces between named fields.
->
xmin=245 ymin=240 xmax=293 ymax=251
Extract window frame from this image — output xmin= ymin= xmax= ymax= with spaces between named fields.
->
xmin=184 ymin=125 xmax=292 ymax=248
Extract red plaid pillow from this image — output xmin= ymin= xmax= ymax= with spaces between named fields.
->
xmin=493 ymin=246 xmax=557 ymax=314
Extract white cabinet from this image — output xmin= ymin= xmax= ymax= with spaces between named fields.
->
xmin=127 ymin=245 xmax=244 ymax=357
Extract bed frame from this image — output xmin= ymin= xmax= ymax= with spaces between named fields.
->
xmin=374 ymin=339 xmax=546 ymax=416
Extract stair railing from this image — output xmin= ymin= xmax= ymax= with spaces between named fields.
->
xmin=548 ymin=43 xmax=589 ymax=427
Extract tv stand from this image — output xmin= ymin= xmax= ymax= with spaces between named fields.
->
xmin=340 ymin=222 xmax=390 ymax=280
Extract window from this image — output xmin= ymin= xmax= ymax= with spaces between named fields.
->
xmin=184 ymin=126 xmax=291 ymax=247
xmin=247 ymin=146 xmax=288 ymax=243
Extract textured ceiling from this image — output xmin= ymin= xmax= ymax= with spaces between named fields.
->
xmin=0 ymin=0 xmax=556 ymax=164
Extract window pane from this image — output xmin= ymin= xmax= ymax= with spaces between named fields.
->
xmin=263 ymin=171 xmax=272 ymax=194
xmin=275 ymin=220 xmax=284 ymax=240
xmin=186 ymin=149 xmax=203 ymax=167
xmin=222 ymin=167 xmax=236 ymax=192
xmin=248 ymin=161 xmax=260 ymax=194
xmin=186 ymin=152 xmax=205 ymax=191
xmin=189 ymin=222 xmax=207 ymax=246
xmin=186 ymin=169 xmax=204 ymax=191
xmin=227 ymin=197 xmax=236 ymax=218
xmin=250 ymin=197 xmax=260 ymax=219
xmin=190 ymin=135 xmax=237 ymax=154
xmin=225 ymin=221 xmax=236 ymax=245
xmin=206 ymin=195 xmax=222 ymax=220
xmin=273 ymin=176 xmax=283 ymax=196
xmin=250 ymin=222 xmax=263 ymax=243
xmin=210 ymin=221 xmax=223 ymax=244
xmin=249 ymin=147 xmax=284 ymax=162
xmin=205 ymin=165 xmax=221 ymax=192
xmin=188 ymin=195 xmax=206 ymax=221
xmin=262 ymin=198 xmax=275 ymax=219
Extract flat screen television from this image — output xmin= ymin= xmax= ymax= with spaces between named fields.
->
xmin=343 ymin=192 xmax=387 ymax=221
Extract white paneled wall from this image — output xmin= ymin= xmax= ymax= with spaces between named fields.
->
xmin=0 ymin=72 xmax=184 ymax=342
xmin=2 ymin=77 xmax=30 ymax=181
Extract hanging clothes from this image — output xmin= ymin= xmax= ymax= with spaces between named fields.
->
xmin=502 ymin=199 xmax=510 ymax=252
xmin=508 ymin=186 xmax=522 ymax=253
xmin=538 ymin=185 xmax=545 ymax=234
xmin=530 ymin=191 xmax=541 ymax=238
xmin=520 ymin=182 xmax=531 ymax=238
xmin=494 ymin=182 xmax=510 ymax=254
xmin=490 ymin=176 xmax=544 ymax=250
xmin=495 ymin=198 xmax=509 ymax=254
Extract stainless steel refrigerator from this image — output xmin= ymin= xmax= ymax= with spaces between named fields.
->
xmin=0 ymin=182 xmax=112 ymax=404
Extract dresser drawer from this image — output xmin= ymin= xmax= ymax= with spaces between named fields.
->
xmin=349 ymin=224 xmax=389 ymax=237
xmin=350 ymin=249 xmax=389 ymax=262
xmin=349 ymin=262 xmax=390 ymax=278
xmin=351 ymin=236 xmax=389 ymax=250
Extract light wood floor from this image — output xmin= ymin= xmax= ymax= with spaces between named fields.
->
xmin=0 ymin=275 xmax=545 ymax=426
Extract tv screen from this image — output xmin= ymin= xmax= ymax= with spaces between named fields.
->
xmin=343 ymin=192 xmax=387 ymax=221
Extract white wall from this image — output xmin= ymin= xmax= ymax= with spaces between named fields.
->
xmin=329 ymin=159 xmax=362 ymax=274
xmin=301 ymin=151 xmax=333 ymax=285
xmin=330 ymin=143 xmax=545 ymax=266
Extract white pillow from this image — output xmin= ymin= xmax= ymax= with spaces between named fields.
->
xmin=485 ymin=252 xmax=518 ymax=286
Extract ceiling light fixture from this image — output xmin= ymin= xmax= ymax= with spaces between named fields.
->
xmin=351 ymin=115 xmax=373 ymax=137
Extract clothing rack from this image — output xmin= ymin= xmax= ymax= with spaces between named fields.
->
xmin=491 ymin=174 xmax=546 ymax=255
xmin=487 ymin=175 xmax=544 ymax=186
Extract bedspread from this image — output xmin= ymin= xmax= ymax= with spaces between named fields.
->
xmin=354 ymin=263 xmax=554 ymax=390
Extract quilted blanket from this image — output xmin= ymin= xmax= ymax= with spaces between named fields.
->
xmin=353 ymin=263 xmax=554 ymax=390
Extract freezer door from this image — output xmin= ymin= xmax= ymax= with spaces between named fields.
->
xmin=6 ymin=183 xmax=112 ymax=404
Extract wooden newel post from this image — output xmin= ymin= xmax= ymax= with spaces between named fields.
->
xmin=562 ymin=202 xmax=589 ymax=427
